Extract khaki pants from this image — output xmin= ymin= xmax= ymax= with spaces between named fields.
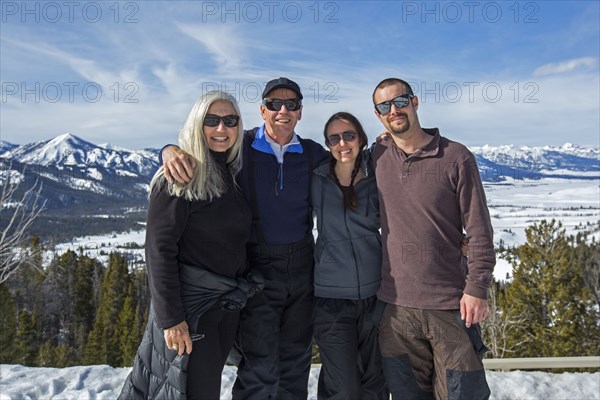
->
xmin=378 ymin=305 xmax=490 ymax=400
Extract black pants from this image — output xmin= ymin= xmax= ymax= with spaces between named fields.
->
xmin=187 ymin=305 xmax=239 ymax=400
xmin=233 ymin=237 xmax=315 ymax=399
xmin=314 ymin=296 xmax=387 ymax=400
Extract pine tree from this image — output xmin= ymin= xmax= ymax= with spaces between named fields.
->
xmin=36 ymin=339 xmax=58 ymax=367
xmin=83 ymin=252 xmax=130 ymax=366
xmin=3 ymin=236 xmax=46 ymax=366
xmin=501 ymin=219 xmax=600 ymax=358
xmin=72 ymin=255 xmax=102 ymax=359
xmin=7 ymin=243 xmax=46 ymax=323
xmin=575 ymin=233 xmax=600 ymax=310
xmin=82 ymin=317 xmax=103 ymax=365
xmin=132 ymin=267 xmax=150 ymax=344
xmin=118 ymin=278 xmax=139 ymax=366
xmin=0 ymin=282 xmax=17 ymax=363
xmin=41 ymin=251 xmax=78 ymax=358
xmin=54 ymin=343 xmax=75 ymax=368
xmin=14 ymin=310 xmax=41 ymax=366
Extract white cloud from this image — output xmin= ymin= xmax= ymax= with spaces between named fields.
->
xmin=533 ymin=57 xmax=597 ymax=76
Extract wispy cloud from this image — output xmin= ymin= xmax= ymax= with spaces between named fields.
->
xmin=533 ymin=57 xmax=597 ymax=76
xmin=177 ymin=23 xmax=247 ymax=71
xmin=1 ymin=36 xmax=139 ymax=88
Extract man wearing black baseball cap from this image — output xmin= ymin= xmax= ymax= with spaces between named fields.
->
xmin=261 ymin=76 xmax=304 ymax=99
xmin=161 ymin=77 xmax=328 ymax=399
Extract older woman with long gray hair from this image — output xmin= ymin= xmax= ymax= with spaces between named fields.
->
xmin=120 ymin=90 xmax=259 ymax=399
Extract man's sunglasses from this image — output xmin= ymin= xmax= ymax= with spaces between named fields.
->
xmin=204 ymin=114 xmax=240 ymax=127
xmin=374 ymin=94 xmax=414 ymax=115
xmin=326 ymin=131 xmax=358 ymax=146
xmin=262 ymin=98 xmax=302 ymax=112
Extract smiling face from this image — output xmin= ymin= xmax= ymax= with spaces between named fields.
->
xmin=374 ymin=83 xmax=420 ymax=138
xmin=260 ymin=88 xmax=302 ymax=142
xmin=326 ymin=118 xmax=363 ymax=165
xmin=203 ymin=100 xmax=238 ymax=152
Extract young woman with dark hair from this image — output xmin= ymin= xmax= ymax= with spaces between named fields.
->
xmin=311 ymin=112 xmax=387 ymax=399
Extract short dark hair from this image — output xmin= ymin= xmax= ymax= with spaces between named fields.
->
xmin=372 ymin=78 xmax=414 ymax=104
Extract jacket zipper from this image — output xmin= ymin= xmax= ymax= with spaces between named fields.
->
xmin=342 ymin=187 xmax=362 ymax=300
xmin=275 ymin=159 xmax=283 ymax=196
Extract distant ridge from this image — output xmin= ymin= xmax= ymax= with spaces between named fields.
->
xmin=2 ymin=133 xmax=599 ymax=184
xmin=0 ymin=133 xmax=598 ymax=242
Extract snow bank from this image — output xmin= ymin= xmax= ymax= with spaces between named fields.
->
xmin=1 ymin=364 xmax=598 ymax=400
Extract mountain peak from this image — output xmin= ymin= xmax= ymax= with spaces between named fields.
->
xmin=3 ymin=133 xmax=101 ymax=167
xmin=47 ymin=133 xmax=96 ymax=149
xmin=55 ymin=132 xmax=76 ymax=141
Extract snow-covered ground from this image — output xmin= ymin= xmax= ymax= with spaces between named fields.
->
xmin=486 ymin=178 xmax=599 ymax=280
xmin=486 ymin=178 xmax=600 ymax=249
xmin=49 ymin=228 xmax=146 ymax=266
xmin=1 ymin=364 xmax=598 ymax=400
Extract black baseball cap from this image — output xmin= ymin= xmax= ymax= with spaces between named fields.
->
xmin=262 ymin=77 xmax=303 ymax=100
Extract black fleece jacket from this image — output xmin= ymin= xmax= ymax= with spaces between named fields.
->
xmin=145 ymin=151 xmax=252 ymax=329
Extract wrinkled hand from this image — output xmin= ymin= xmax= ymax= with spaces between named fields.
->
xmin=460 ymin=293 xmax=488 ymax=328
xmin=164 ymin=320 xmax=193 ymax=356
xmin=162 ymin=146 xmax=196 ymax=184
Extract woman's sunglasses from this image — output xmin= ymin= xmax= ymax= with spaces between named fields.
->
xmin=262 ymin=98 xmax=302 ymax=112
xmin=374 ymin=94 xmax=413 ymax=115
xmin=326 ymin=131 xmax=358 ymax=146
xmin=204 ymin=114 xmax=239 ymax=127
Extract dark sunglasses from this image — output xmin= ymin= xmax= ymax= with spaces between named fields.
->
xmin=262 ymin=98 xmax=302 ymax=112
xmin=326 ymin=131 xmax=358 ymax=146
xmin=375 ymin=94 xmax=414 ymax=115
xmin=204 ymin=114 xmax=239 ymax=127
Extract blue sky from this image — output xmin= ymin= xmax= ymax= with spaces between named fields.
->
xmin=1 ymin=0 xmax=599 ymax=149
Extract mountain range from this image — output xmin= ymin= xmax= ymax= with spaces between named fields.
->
xmin=0 ymin=134 xmax=160 ymax=242
xmin=1 ymin=133 xmax=599 ymax=242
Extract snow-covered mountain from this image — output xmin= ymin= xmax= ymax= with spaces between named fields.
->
xmin=1 ymin=133 xmax=598 ymax=242
xmin=1 ymin=134 xmax=159 ymax=202
xmin=2 ymin=134 xmax=598 ymax=184
xmin=0 ymin=134 xmax=161 ymax=242
xmin=471 ymin=143 xmax=599 ymax=181
xmin=1 ymin=133 xmax=158 ymax=178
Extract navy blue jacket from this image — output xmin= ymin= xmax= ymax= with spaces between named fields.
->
xmin=239 ymin=125 xmax=328 ymax=245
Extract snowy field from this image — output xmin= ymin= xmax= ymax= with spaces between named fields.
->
xmin=1 ymin=364 xmax=599 ymax=400
xmin=486 ymin=178 xmax=599 ymax=280
xmin=49 ymin=178 xmax=600 ymax=282
xmin=487 ymin=178 xmax=600 ymax=248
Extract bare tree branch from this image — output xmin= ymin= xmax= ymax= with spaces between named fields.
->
xmin=482 ymin=282 xmax=530 ymax=358
xmin=0 ymin=163 xmax=46 ymax=283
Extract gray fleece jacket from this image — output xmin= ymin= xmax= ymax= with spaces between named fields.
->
xmin=311 ymin=149 xmax=382 ymax=300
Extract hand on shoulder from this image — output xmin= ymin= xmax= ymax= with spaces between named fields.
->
xmin=162 ymin=146 xmax=196 ymax=184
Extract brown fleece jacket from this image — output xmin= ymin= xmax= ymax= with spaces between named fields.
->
xmin=372 ymin=128 xmax=495 ymax=309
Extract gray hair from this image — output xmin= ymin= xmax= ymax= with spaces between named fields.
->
xmin=150 ymin=90 xmax=244 ymax=201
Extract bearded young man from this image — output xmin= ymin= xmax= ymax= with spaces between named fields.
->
xmin=371 ymin=78 xmax=495 ymax=400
